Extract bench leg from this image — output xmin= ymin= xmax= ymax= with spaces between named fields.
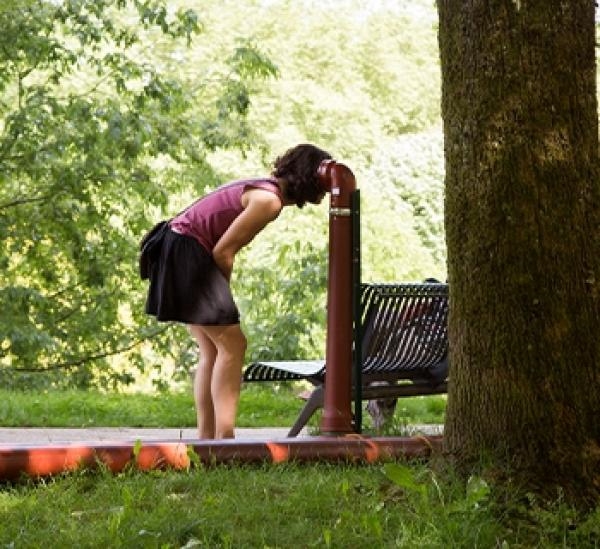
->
xmin=287 ymin=386 xmax=324 ymax=437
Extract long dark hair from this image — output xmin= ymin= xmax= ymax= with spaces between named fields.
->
xmin=272 ymin=144 xmax=332 ymax=207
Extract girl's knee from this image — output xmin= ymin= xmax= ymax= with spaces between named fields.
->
xmin=235 ymin=330 xmax=248 ymax=353
xmin=200 ymin=324 xmax=247 ymax=358
xmin=221 ymin=326 xmax=247 ymax=355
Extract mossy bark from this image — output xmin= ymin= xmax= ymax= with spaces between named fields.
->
xmin=437 ymin=1 xmax=600 ymax=503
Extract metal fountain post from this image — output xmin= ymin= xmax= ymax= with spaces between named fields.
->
xmin=317 ymin=159 xmax=357 ymax=435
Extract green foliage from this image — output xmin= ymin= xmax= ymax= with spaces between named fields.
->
xmin=236 ymin=235 xmax=328 ymax=361
xmin=366 ymin=129 xmax=446 ymax=268
xmin=2 ymin=463 xmax=598 ymax=547
xmin=0 ymin=386 xmax=310 ymax=428
xmin=201 ymin=0 xmax=441 ymax=160
xmin=0 ymin=0 xmax=277 ymax=388
xmin=2 ymin=0 xmax=447 ymax=390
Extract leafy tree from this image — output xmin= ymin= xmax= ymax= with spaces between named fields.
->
xmin=190 ymin=0 xmax=446 ymax=364
xmin=237 ymin=240 xmax=328 ymax=362
xmin=196 ymin=0 xmax=441 ymax=165
xmin=366 ymin=129 xmax=446 ymax=269
xmin=0 ymin=0 xmax=276 ymax=389
xmin=438 ymin=0 xmax=600 ymax=505
xmin=2 ymin=0 xmax=449 ymax=390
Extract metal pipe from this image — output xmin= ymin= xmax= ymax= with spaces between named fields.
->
xmin=0 ymin=436 xmax=442 ymax=480
xmin=317 ymin=160 xmax=357 ymax=435
xmin=351 ymin=190 xmax=362 ymax=432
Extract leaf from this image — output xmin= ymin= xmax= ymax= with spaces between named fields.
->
xmin=466 ymin=475 xmax=490 ymax=506
xmin=133 ymin=439 xmax=142 ymax=459
xmin=383 ymin=463 xmax=427 ymax=498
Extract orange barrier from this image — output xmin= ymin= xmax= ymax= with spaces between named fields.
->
xmin=0 ymin=435 xmax=442 ymax=480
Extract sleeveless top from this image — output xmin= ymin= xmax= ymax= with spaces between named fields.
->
xmin=169 ymin=178 xmax=282 ymax=252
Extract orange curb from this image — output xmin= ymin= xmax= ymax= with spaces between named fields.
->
xmin=0 ymin=435 xmax=443 ymax=480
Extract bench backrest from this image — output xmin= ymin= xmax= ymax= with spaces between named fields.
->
xmin=359 ymin=283 xmax=449 ymax=376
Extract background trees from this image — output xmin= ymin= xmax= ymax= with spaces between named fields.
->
xmin=0 ymin=0 xmax=278 ymax=388
xmin=438 ymin=1 xmax=600 ymax=503
xmin=1 ymin=0 xmax=447 ymax=390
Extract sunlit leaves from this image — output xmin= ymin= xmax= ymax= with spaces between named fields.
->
xmin=1 ymin=0 xmax=448 ymax=390
xmin=227 ymin=41 xmax=278 ymax=80
xmin=0 ymin=1 xmax=271 ymax=388
xmin=236 ymin=239 xmax=328 ymax=362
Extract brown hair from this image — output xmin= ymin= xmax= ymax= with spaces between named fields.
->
xmin=272 ymin=144 xmax=332 ymax=207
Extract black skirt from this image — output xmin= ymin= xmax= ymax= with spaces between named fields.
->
xmin=145 ymin=228 xmax=240 ymax=325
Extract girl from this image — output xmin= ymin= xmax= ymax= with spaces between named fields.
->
xmin=144 ymin=144 xmax=332 ymax=438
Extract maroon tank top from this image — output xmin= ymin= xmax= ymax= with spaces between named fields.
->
xmin=170 ymin=178 xmax=282 ymax=251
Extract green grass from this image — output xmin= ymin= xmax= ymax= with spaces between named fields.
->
xmin=1 ymin=463 xmax=598 ymax=548
xmin=0 ymin=386 xmax=446 ymax=430
xmin=1 ymin=389 xmax=599 ymax=547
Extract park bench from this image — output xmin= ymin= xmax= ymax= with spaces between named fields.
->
xmin=243 ymin=281 xmax=449 ymax=436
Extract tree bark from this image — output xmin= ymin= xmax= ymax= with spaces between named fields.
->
xmin=437 ymin=0 xmax=600 ymax=504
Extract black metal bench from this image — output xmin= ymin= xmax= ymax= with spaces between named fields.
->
xmin=243 ymin=281 xmax=449 ymax=436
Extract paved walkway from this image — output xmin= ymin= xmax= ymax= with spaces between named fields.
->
xmin=0 ymin=427 xmax=307 ymax=445
xmin=0 ymin=425 xmax=442 ymax=445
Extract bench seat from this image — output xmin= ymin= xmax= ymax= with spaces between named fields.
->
xmin=243 ymin=282 xmax=449 ymax=436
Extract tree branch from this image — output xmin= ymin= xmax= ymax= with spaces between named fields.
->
xmin=7 ymin=326 xmax=170 ymax=372
xmin=0 ymin=193 xmax=55 ymax=210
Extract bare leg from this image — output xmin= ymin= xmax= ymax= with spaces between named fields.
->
xmin=190 ymin=324 xmax=247 ymax=439
xmin=189 ymin=325 xmax=218 ymax=439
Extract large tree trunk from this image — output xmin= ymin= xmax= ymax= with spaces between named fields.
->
xmin=437 ymin=1 xmax=600 ymax=503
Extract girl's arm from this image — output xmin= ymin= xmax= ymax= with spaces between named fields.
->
xmin=212 ymin=189 xmax=283 ymax=280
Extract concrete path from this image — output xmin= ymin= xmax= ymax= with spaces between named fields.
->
xmin=0 ymin=425 xmax=442 ymax=445
xmin=0 ymin=427 xmax=306 ymax=445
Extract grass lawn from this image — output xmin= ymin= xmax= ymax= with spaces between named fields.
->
xmin=0 ymin=385 xmax=446 ymax=432
xmin=1 ymin=389 xmax=599 ymax=547
xmin=1 ymin=463 xmax=598 ymax=548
